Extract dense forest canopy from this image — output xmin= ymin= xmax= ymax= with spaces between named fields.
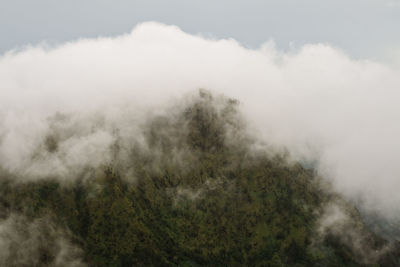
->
xmin=0 ymin=90 xmax=399 ymax=266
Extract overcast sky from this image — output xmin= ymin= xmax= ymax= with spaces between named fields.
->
xmin=1 ymin=0 xmax=400 ymax=62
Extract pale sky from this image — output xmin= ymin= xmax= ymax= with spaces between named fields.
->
xmin=1 ymin=0 xmax=400 ymax=62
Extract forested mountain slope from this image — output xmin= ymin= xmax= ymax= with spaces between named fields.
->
xmin=0 ymin=90 xmax=399 ymax=266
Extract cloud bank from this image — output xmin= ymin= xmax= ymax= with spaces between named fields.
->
xmin=1 ymin=22 xmax=400 ymax=217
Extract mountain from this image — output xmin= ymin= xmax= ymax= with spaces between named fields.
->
xmin=0 ymin=90 xmax=399 ymax=266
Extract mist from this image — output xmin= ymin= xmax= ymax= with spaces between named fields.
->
xmin=1 ymin=22 xmax=400 ymax=219
xmin=0 ymin=214 xmax=85 ymax=266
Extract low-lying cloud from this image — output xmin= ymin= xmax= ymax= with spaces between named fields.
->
xmin=0 ymin=214 xmax=85 ymax=266
xmin=1 ymin=22 xmax=400 ymax=218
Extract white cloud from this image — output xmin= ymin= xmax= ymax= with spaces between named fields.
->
xmin=1 ymin=22 xmax=400 ymax=217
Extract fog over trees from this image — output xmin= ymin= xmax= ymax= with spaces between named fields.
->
xmin=1 ymin=22 xmax=400 ymax=266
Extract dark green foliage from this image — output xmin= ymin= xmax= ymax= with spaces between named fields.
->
xmin=0 ymin=91 xmax=399 ymax=266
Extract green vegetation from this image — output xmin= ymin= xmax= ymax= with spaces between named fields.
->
xmin=0 ymin=91 xmax=399 ymax=266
